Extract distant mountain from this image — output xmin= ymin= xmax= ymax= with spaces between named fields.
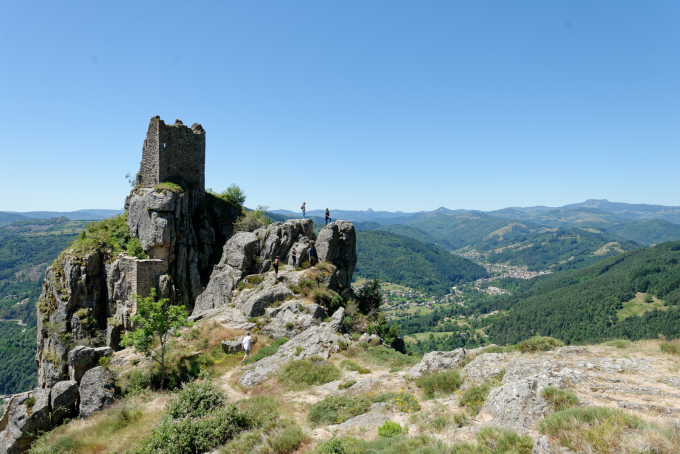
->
xmin=270 ymin=207 xmax=468 ymax=223
xmin=355 ymin=230 xmax=488 ymax=296
xmin=486 ymin=207 xmax=628 ymax=228
xmin=0 ymin=209 xmax=124 ymax=224
xmin=0 ymin=212 xmax=30 ymax=227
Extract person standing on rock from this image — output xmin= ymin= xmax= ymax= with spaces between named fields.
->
xmin=291 ymin=247 xmax=297 ymax=268
xmin=273 ymin=256 xmax=280 ymax=278
xmin=241 ymin=332 xmax=252 ymax=363
xmin=301 ymin=202 xmax=306 ymax=219
xmin=325 ymin=208 xmax=331 ymax=225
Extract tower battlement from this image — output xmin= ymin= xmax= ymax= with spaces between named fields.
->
xmin=137 ymin=116 xmax=205 ymax=189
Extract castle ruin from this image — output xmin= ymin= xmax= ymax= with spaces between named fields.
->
xmin=136 ymin=116 xmax=206 ymax=189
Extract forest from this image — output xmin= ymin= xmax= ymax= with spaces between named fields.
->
xmin=486 ymin=241 xmax=680 ymax=345
xmin=354 ymin=230 xmax=488 ymax=296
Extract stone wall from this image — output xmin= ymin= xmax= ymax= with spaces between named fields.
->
xmin=118 ymin=256 xmax=168 ymax=299
xmin=137 ymin=116 xmax=205 ymax=189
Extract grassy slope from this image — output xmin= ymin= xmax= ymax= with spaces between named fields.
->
xmin=606 ymin=220 xmax=680 ymax=246
xmin=355 ymin=230 xmax=488 ymax=296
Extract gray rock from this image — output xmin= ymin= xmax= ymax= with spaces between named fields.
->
xmin=238 ymin=308 xmax=345 ymax=388
xmin=315 ymin=221 xmax=357 ymax=290
xmin=220 ymin=232 xmax=260 ymax=272
xmin=241 ymin=284 xmax=294 ymax=317
xmin=406 ymin=348 xmax=467 ymax=379
xmin=192 ymin=265 xmax=240 ymax=315
xmin=50 ymin=380 xmax=79 ymax=426
xmin=68 ymin=346 xmax=113 ymax=383
xmin=461 ymin=353 xmax=510 ymax=389
xmin=79 ymin=367 xmax=117 ymax=418
xmin=533 ymin=435 xmax=574 ymax=453
xmin=221 ymin=340 xmax=242 ymax=354
xmin=37 ymin=331 xmax=68 ymax=388
xmin=258 ymin=219 xmax=315 ymax=266
xmin=0 ymin=389 xmax=52 ymax=454
xmin=663 ymin=376 xmax=680 ymax=388
xmin=261 ymin=300 xmax=326 ymax=339
xmin=326 ymin=412 xmax=390 ymax=431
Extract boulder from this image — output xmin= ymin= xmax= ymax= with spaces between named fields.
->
xmin=259 ymin=219 xmax=315 ymax=266
xmin=315 ymin=221 xmax=357 ymax=290
xmin=241 ymin=284 xmax=294 ymax=317
xmin=127 ymin=189 xmax=177 ymax=250
xmin=261 ymin=300 xmax=326 ymax=339
xmin=68 ymin=346 xmax=113 ymax=383
xmin=406 ymin=348 xmax=467 ymax=379
xmin=326 ymin=412 xmax=390 ymax=432
xmin=50 ymin=380 xmax=79 ymax=426
xmin=79 ymin=367 xmax=117 ymax=418
xmin=0 ymin=389 xmax=52 ymax=454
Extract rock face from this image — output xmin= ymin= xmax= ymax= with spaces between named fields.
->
xmin=79 ymin=367 xmax=117 ymax=419
xmin=242 ymin=284 xmax=294 ymax=317
xmin=406 ymin=345 xmax=492 ymax=379
xmin=261 ymin=300 xmax=327 ymax=339
xmin=460 ymin=353 xmax=510 ymax=389
xmin=0 ymin=389 xmax=52 ymax=454
xmin=238 ymin=308 xmax=347 ymax=389
xmin=50 ymin=380 xmax=79 ymax=426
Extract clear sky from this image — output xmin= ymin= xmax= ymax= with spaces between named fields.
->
xmin=1 ymin=1 xmax=678 ymax=213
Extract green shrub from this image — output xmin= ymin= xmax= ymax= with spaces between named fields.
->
xmin=481 ymin=345 xmax=508 ymax=354
xmin=126 ymin=237 xmax=147 ymax=259
xmin=338 ymin=380 xmax=357 ymax=390
xmin=311 ymin=288 xmax=343 ymax=312
xmin=429 ymin=415 xmax=448 ymax=432
xmin=415 ymin=370 xmax=463 ymax=399
xmin=166 ymin=377 xmax=226 ymax=419
xmin=307 ymin=395 xmax=372 ymax=427
xmin=154 ymin=182 xmax=186 ymax=193
xmin=460 ymin=382 xmax=493 ymax=414
xmin=285 ymin=322 xmax=294 ymax=330
xmin=377 ymin=421 xmax=404 ymax=438
xmin=476 ymin=426 xmax=534 ymax=454
xmin=59 ymin=214 xmax=131 ymax=260
xmin=356 ymin=344 xmax=419 ymax=371
xmin=515 ymin=336 xmax=564 ymax=353
xmin=453 ymin=411 xmax=469 ymax=427
xmin=278 ymin=357 xmax=341 ymax=389
xmin=26 ymin=396 xmax=36 ymax=409
xmin=98 ymin=356 xmax=111 ymax=368
xmin=268 ymin=420 xmax=308 ymax=454
xmin=541 ymin=386 xmax=579 ymax=412
xmin=371 ymin=391 xmax=420 ymax=413
xmin=243 ymin=338 xmax=288 ymax=365
xmin=340 ymin=360 xmax=371 ymax=374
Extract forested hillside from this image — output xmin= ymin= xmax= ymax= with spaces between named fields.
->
xmin=487 ymin=241 xmax=680 ymax=345
xmin=606 ymin=220 xmax=680 ymax=246
xmin=0 ymin=218 xmax=82 ymax=394
xmin=355 ymin=230 xmax=488 ymax=296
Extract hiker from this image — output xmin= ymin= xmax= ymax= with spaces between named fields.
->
xmin=308 ymin=245 xmax=315 ymax=265
xmin=301 ymin=202 xmax=306 ymax=219
xmin=241 ymin=332 xmax=252 ymax=363
xmin=291 ymin=247 xmax=297 ymax=268
xmin=325 ymin=208 xmax=331 ymax=225
xmin=273 ymin=256 xmax=280 ymax=278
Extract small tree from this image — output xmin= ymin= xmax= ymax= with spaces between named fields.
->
xmin=356 ymin=279 xmax=382 ymax=314
xmin=121 ymin=289 xmax=191 ymax=390
xmin=223 ymin=184 xmax=246 ymax=206
xmin=644 ymin=293 xmax=653 ymax=303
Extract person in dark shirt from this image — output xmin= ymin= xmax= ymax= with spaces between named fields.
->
xmin=273 ymin=256 xmax=279 ymax=278
xmin=325 ymin=208 xmax=331 ymax=225
xmin=308 ymin=246 xmax=315 ymax=265
xmin=291 ymin=247 xmax=297 ymax=268
xmin=301 ymin=202 xmax=306 ymax=219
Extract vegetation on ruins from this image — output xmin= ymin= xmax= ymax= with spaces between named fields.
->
xmin=120 ymin=289 xmax=192 ymax=390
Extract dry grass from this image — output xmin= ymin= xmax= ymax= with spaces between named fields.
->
xmin=29 ymin=393 xmax=166 ymax=454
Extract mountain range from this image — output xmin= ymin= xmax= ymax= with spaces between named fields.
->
xmin=272 ymin=199 xmax=680 ymax=225
xmin=0 ymin=209 xmax=124 ymax=226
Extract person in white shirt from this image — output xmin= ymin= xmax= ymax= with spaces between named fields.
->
xmin=242 ymin=332 xmax=252 ymax=363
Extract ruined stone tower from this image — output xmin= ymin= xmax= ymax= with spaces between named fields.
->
xmin=136 ymin=116 xmax=206 ymax=189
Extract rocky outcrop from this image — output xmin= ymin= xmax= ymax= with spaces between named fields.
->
xmin=79 ymin=367 xmax=117 ymax=418
xmin=50 ymin=380 xmax=79 ymax=426
xmin=68 ymin=346 xmax=113 ymax=383
xmin=0 ymin=389 xmax=52 ymax=454
xmin=406 ymin=345 xmax=492 ymax=379
xmin=242 ymin=284 xmax=294 ymax=317
xmin=460 ymin=353 xmax=510 ymax=389
xmin=238 ymin=308 xmax=347 ymax=388
xmin=315 ymin=221 xmax=357 ymax=293
xmin=260 ymin=300 xmax=327 ymax=339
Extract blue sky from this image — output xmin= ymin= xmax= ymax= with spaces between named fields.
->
xmin=1 ymin=1 xmax=678 ymax=213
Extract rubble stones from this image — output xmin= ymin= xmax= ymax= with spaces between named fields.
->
xmin=79 ymin=367 xmax=117 ymax=418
